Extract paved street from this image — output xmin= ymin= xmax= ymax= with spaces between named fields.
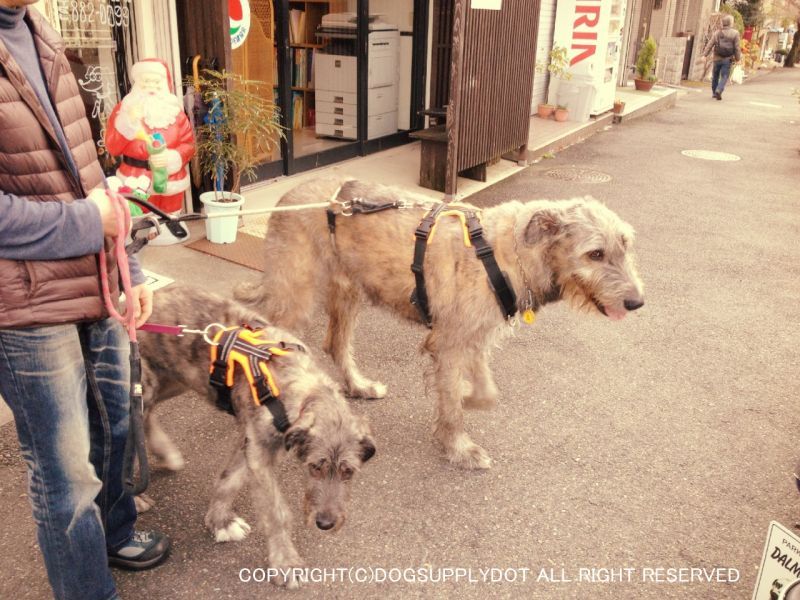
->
xmin=1 ymin=68 xmax=799 ymax=599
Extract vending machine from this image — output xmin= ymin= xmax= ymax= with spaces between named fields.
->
xmin=548 ymin=0 xmax=627 ymax=120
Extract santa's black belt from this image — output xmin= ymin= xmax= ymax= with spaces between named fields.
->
xmin=122 ymin=156 xmax=150 ymax=169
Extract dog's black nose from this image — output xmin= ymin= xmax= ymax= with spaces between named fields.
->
xmin=315 ymin=515 xmax=335 ymax=530
xmin=624 ymin=298 xmax=644 ymax=311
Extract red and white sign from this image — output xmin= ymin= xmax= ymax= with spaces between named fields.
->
xmin=570 ymin=0 xmax=600 ymax=67
xmin=229 ymin=0 xmax=251 ymax=50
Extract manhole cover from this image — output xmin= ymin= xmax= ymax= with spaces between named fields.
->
xmin=681 ymin=150 xmax=741 ymax=161
xmin=545 ymin=168 xmax=612 ymax=183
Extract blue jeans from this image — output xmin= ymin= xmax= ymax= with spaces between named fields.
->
xmin=712 ymin=58 xmax=732 ymax=96
xmin=0 ymin=319 xmax=136 ymax=600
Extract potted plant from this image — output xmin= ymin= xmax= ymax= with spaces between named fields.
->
xmin=634 ymin=36 xmax=657 ymax=92
xmin=192 ymin=69 xmax=283 ymax=243
xmin=613 ymin=98 xmax=625 ymax=114
xmin=536 ymin=45 xmax=572 ymax=118
xmin=554 ymin=104 xmax=569 ymax=122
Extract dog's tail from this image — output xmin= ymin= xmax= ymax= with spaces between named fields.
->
xmin=234 ymin=178 xmax=343 ymax=333
xmin=233 ymin=279 xmax=266 ymax=305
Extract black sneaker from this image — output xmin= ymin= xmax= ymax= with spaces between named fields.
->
xmin=108 ymin=530 xmax=171 ymax=570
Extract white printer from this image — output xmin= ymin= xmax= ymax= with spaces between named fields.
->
xmin=314 ymin=14 xmax=399 ymax=140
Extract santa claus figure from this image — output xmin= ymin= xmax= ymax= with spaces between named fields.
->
xmin=105 ymin=59 xmax=195 ymax=243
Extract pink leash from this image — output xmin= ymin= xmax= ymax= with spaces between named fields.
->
xmin=98 ymin=188 xmax=149 ymax=494
xmin=98 ymin=189 xmax=137 ymax=342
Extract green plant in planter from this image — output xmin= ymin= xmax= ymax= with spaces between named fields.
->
xmin=536 ymin=45 xmax=573 ymax=116
xmin=191 ymin=69 xmax=284 ymax=200
xmin=536 ymin=45 xmax=573 ymax=82
xmin=635 ymin=36 xmax=658 ymax=82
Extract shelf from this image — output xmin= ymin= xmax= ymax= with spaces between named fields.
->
xmin=291 ymin=43 xmax=323 ymax=48
xmin=274 ymin=85 xmax=316 ymax=92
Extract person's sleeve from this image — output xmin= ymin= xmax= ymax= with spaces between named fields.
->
xmin=0 ymin=190 xmax=105 ymax=261
xmin=127 ymin=253 xmax=146 ymax=287
xmin=702 ymin=31 xmax=717 ymax=57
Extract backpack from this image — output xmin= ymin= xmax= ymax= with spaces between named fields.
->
xmin=716 ymin=33 xmax=736 ymax=58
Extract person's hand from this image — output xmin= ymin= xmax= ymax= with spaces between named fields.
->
xmin=128 ymin=284 xmax=153 ymax=328
xmin=149 ymin=152 xmax=168 ymax=169
xmin=88 ymin=188 xmax=119 ymax=237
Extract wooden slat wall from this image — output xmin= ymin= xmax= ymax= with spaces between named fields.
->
xmin=452 ymin=0 xmax=540 ymax=173
xmin=430 ymin=0 xmax=455 ymax=109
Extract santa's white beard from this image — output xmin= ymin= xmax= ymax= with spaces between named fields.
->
xmin=120 ymin=89 xmax=183 ymax=130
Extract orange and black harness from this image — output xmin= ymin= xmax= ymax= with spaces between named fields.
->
xmin=410 ymin=203 xmax=517 ymax=327
xmin=208 ymin=325 xmax=305 ymax=432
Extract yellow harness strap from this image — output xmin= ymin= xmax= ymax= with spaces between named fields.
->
xmin=425 ymin=204 xmax=479 ymax=247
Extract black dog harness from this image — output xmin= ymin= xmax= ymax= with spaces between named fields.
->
xmin=208 ymin=325 xmax=305 ymax=432
xmin=410 ymin=203 xmax=517 ymax=327
xmin=326 ymin=196 xmax=407 ymax=239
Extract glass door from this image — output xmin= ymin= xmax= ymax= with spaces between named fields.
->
xmin=282 ymin=0 xmax=362 ymax=170
xmin=36 ymin=0 xmax=138 ymax=174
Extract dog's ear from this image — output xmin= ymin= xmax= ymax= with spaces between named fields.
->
xmin=284 ymin=426 xmax=311 ymax=459
xmin=524 ymin=208 xmax=564 ymax=246
xmin=359 ymin=435 xmax=376 ymax=463
xmin=285 ymin=401 xmax=317 ymax=458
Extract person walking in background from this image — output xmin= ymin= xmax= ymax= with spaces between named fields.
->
xmin=0 ymin=1 xmax=169 ymax=598
xmin=703 ymin=14 xmax=742 ymax=101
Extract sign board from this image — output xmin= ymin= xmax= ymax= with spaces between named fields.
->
xmin=753 ymin=521 xmax=800 ymax=600
xmin=229 ymin=0 xmax=252 ymax=49
xmin=471 ymin=0 xmax=502 ymax=10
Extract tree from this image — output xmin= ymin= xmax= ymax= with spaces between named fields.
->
xmin=735 ymin=0 xmax=764 ymax=28
xmin=786 ymin=18 xmax=800 ymax=67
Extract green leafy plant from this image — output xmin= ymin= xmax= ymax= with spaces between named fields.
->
xmin=191 ymin=69 xmax=284 ymax=199
xmin=556 ymin=104 xmax=568 ymax=110
xmin=635 ymin=36 xmax=658 ymax=82
xmin=536 ymin=45 xmax=573 ymax=81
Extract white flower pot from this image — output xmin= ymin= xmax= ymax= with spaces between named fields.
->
xmin=199 ymin=191 xmax=244 ymax=244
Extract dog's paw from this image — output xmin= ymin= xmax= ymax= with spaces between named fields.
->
xmin=213 ymin=517 xmax=252 ymax=543
xmin=270 ymin=555 xmax=305 ymax=589
xmin=462 ymin=394 xmax=497 ymax=410
xmin=153 ymin=451 xmax=185 ymax=472
xmin=447 ymin=437 xmax=493 ymax=470
xmin=134 ymin=493 xmax=155 ymax=513
xmin=346 ymin=380 xmax=387 ymax=400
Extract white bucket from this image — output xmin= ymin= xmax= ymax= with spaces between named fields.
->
xmin=199 ymin=191 xmax=244 ymax=244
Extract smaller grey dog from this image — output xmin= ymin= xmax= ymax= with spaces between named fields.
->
xmin=138 ymin=285 xmax=375 ymax=587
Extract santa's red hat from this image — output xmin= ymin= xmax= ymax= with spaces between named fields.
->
xmin=130 ymin=58 xmax=173 ymax=92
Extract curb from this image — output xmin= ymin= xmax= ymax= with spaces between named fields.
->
xmin=613 ymin=91 xmax=679 ymax=124
xmin=527 ymin=113 xmax=614 ymax=163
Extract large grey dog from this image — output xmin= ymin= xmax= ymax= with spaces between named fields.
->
xmin=236 ymin=178 xmax=644 ymax=470
xmin=138 ymin=285 xmax=375 ymax=587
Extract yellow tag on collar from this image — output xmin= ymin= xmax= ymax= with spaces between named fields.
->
xmin=522 ymin=309 xmax=536 ymax=325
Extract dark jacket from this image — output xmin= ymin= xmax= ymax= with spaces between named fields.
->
xmin=0 ymin=8 xmax=120 ymax=329
xmin=703 ymin=26 xmax=742 ymax=62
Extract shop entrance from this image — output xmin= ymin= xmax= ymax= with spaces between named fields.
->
xmin=180 ymin=0 xmax=429 ymax=184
